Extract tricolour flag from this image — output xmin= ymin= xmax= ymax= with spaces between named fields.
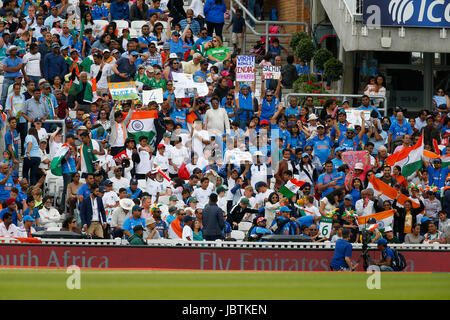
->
xmin=369 ymin=175 xmax=420 ymax=208
xmin=423 ymin=150 xmax=450 ymax=168
xmin=126 ymin=110 xmax=158 ymax=149
xmin=386 ymin=134 xmax=423 ymax=177
xmin=279 ymin=179 xmax=306 ymax=198
xmin=50 ymin=143 xmax=71 ymax=176
xmin=357 ymin=209 xmax=394 ymax=232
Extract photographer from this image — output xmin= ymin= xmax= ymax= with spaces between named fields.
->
xmin=373 ymin=238 xmax=395 ymax=271
xmin=330 ymin=229 xmax=358 ymax=271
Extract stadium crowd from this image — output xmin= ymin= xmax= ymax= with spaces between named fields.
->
xmin=0 ymin=0 xmax=449 ymax=247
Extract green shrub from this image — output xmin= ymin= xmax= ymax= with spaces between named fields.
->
xmin=324 ymin=58 xmax=344 ymax=82
xmin=313 ymin=48 xmax=333 ymax=71
xmin=294 ymin=38 xmax=316 ymax=63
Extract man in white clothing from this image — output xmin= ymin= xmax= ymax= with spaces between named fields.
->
xmin=204 ymin=96 xmax=230 ymax=136
xmin=39 ymin=196 xmax=62 ymax=229
xmin=355 ymin=189 xmax=376 ymax=217
xmin=109 ymin=167 xmax=130 ymax=193
xmin=182 ymin=215 xmax=194 ymax=241
xmin=0 ymin=212 xmax=19 ymax=237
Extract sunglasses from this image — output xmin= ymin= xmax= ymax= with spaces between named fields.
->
xmin=266 ymin=95 xmax=273 ymax=97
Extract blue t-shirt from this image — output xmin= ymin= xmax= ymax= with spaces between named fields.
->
xmin=62 ymin=152 xmax=77 ymax=174
xmin=77 ymin=184 xmax=91 ymax=200
xmin=170 ymin=107 xmax=188 ymax=129
xmin=250 ymin=226 xmax=273 ymax=240
xmin=318 ymin=171 xmax=343 ymax=197
xmin=3 ymin=56 xmax=23 ymax=78
xmin=23 ymin=207 xmax=40 ymax=227
xmin=0 ymin=208 xmax=19 ymax=225
xmin=24 ymin=135 xmax=40 ymax=158
xmin=122 ymin=216 xmax=146 ymax=236
xmin=155 ymin=220 xmax=168 ymax=238
xmin=295 ymin=215 xmax=314 ymax=228
xmin=126 ymin=187 xmax=142 ymax=199
xmin=330 ymin=238 xmax=353 ymax=270
xmin=339 ymin=136 xmax=361 ymax=151
xmin=306 ymin=135 xmax=333 ymax=164
xmin=0 ymin=173 xmax=14 ymax=201
xmin=381 ymin=247 xmax=395 ymax=266
xmin=427 ymin=165 xmax=450 ymax=189
xmin=296 ymin=64 xmax=310 ymax=75
xmin=331 ymin=158 xmax=343 ymax=170
xmin=4 ymin=129 xmax=19 ymax=158
xmin=388 ymin=121 xmax=412 ymax=140
xmin=168 ymin=38 xmax=184 ymax=54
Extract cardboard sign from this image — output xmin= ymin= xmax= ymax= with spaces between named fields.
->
xmin=262 ymin=65 xmax=281 ymax=80
xmin=108 ymin=82 xmax=139 ymax=101
xmin=142 ymin=88 xmax=164 ymax=105
xmin=172 ymin=73 xmax=209 ymax=98
xmin=344 ymin=109 xmax=371 ymax=126
xmin=236 ymin=56 xmax=255 ymax=82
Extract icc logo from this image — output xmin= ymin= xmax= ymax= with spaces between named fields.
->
xmin=388 ymin=0 xmax=414 ymax=23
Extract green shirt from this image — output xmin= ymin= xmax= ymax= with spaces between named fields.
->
xmin=13 ymin=39 xmax=27 ymax=56
xmin=206 ymin=46 xmax=230 ymax=62
xmin=134 ymin=73 xmax=152 ymax=86
xmin=128 ymin=233 xmax=147 ymax=245
xmin=149 ymin=78 xmax=167 ymax=91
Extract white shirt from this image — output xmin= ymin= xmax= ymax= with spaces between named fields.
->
xmin=153 ymin=152 xmax=170 ymax=170
xmin=0 ymin=222 xmax=19 ymax=237
xmin=37 ymin=127 xmax=48 ymax=141
xmin=192 ymin=187 xmax=213 ymax=209
xmin=136 ymin=144 xmax=152 ymax=175
xmin=103 ymin=191 xmax=119 ymax=208
xmin=90 ymin=196 xmax=99 ymax=222
xmin=22 ymin=52 xmax=41 ymax=77
xmin=89 ymin=63 xmax=111 ymax=90
xmin=110 ymin=176 xmax=130 ymax=193
xmin=250 ymin=163 xmax=270 ymax=190
xmin=16 ymin=226 xmax=36 ymax=238
xmin=255 ymin=189 xmax=273 ymax=209
xmin=49 ymin=140 xmax=62 ymax=161
xmin=355 ymin=198 xmax=375 ymax=217
xmin=189 ymin=0 xmax=205 ymax=18
xmin=111 ymin=122 xmax=125 ymax=147
xmin=168 ymin=145 xmax=188 ymax=175
xmin=182 ymin=225 xmax=193 ymax=241
xmin=38 ymin=207 xmax=61 ymax=229
xmin=39 ymin=148 xmax=50 ymax=170
xmin=192 ymin=129 xmax=209 ymax=158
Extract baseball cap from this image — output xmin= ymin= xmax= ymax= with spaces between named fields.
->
xmin=308 ymin=114 xmax=318 ymax=121
xmin=131 ymin=51 xmax=139 ymax=56
xmin=280 ymin=206 xmax=291 ymax=212
xmin=130 ymin=178 xmax=138 ymax=185
xmin=65 ymin=117 xmax=73 ymax=123
xmin=254 ymin=151 xmax=263 ymax=157
xmin=23 ymin=215 xmax=35 ymax=222
xmin=257 ymin=217 xmax=266 ymax=224
xmin=103 ymin=180 xmax=113 ymax=186
xmin=376 ymin=238 xmax=388 ymax=246
xmin=163 ymin=132 xmax=171 ymax=138
xmin=169 ymin=195 xmax=178 ymax=201
xmin=146 ymin=65 xmax=154 ymax=73
xmin=301 ymin=153 xmax=309 ymax=158
xmin=82 ymin=113 xmax=91 ymax=120
xmin=317 ymin=124 xmax=325 ymax=129
xmin=61 ymin=45 xmax=69 ymax=51
xmin=183 ymin=215 xmax=194 ymax=223
xmin=133 ymin=225 xmax=144 ymax=232
xmin=260 ymin=119 xmax=269 ymax=126
xmin=157 ymin=144 xmax=165 ymax=149
xmin=188 ymin=197 xmax=198 ymax=203
xmin=216 ymin=186 xmax=228 ymax=194
xmin=111 ymin=49 xmax=120 ymax=55
xmin=344 ymin=194 xmax=353 ymax=201
xmin=51 ymin=42 xmax=60 ymax=49
xmin=162 ymin=43 xmax=170 ymax=50
xmin=132 ymin=205 xmax=142 ymax=212
xmin=240 ymin=198 xmax=250 ymax=206
xmin=221 ymin=71 xmax=230 ymax=77
xmin=168 ymin=206 xmax=178 ymax=213
xmin=347 ymin=125 xmax=355 ymax=132
xmin=103 ymin=49 xmax=111 ymax=53
xmin=169 ymin=53 xmax=178 ymax=59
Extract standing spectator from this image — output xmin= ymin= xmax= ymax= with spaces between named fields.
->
xmin=204 ymin=0 xmax=227 ymax=40
xmin=110 ymin=0 xmax=130 ymax=21
xmin=130 ymin=0 xmax=149 ymax=21
xmin=225 ymin=8 xmax=245 ymax=54
xmin=91 ymin=0 xmax=109 ymax=20
xmin=109 ymin=101 xmax=134 ymax=156
xmin=281 ymin=56 xmax=298 ymax=89
xmin=204 ymin=96 xmax=230 ymax=136
xmin=189 ymin=0 xmax=205 ymax=28
xmin=179 ymin=9 xmax=201 ymax=37
xmin=22 ymin=127 xmax=41 ymax=186
xmin=110 ymin=51 xmax=138 ymax=82
xmin=80 ymin=184 xmax=107 ymax=238
xmin=202 ymin=193 xmax=225 ymax=240
xmin=1 ymin=46 xmax=23 ymax=108
xmin=43 ymin=42 xmax=66 ymax=85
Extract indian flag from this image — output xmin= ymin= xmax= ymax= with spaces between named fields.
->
xmin=386 ymin=134 xmax=424 ymax=177
xmin=357 ymin=210 xmax=394 ymax=232
xmin=127 ymin=110 xmax=158 ymax=149
xmin=423 ymin=150 xmax=450 ymax=168
xmin=369 ymin=175 xmax=420 ymax=208
xmin=279 ymin=179 xmax=306 ymax=198
xmin=50 ymin=143 xmax=71 ymax=176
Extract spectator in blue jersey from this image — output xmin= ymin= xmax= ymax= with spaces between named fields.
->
xmin=317 ymin=160 xmax=344 ymax=198
xmin=204 ymin=0 xmax=227 ymax=40
xmin=296 ymin=59 xmax=310 ymax=77
xmin=193 ymin=59 xmax=211 ymax=82
xmin=1 ymin=46 xmax=23 ymax=108
xmin=335 ymin=118 xmax=366 ymax=152
xmin=126 ymin=178 xmax=143 ymax=199
xmin=373 ymin=238 xmax=395 ymax=271
xmin=195 ymin=27 xmax=213 ymax=46
xmin=250 ymin=217 xmax=273 ymax=241
xmin=122 ymin=205 xmax=147 ymax=238
xmin=305 ymin=123 xmax=333 ymax=164
xmin=272 ymin=206 xmax=297 ymax=235
xmin=330 ymin=229 xmax=358 ymax=271
xmin=170 ymin=97 xmax=198 ymax=130
xmin=234 ymin=83 xmax=256 ymax=130
xmin=387 ymin=110 xmax=412 ymax=153
xmin=43 ymin=43 xmax=66 ymax=85
xmin=357 ymin=95 xmax=381 ymax=118
xmin=424 ymin=158 xmax=450 ymax=189
xmin=331 ymin=147 xmax=346 ymax=170
xmin=330 ymin=110 xmax=349 ymax=141
xmin=258 ymin=87 xmax=281 ymax=122
xmin=0 ymin=163 xmax=15 ymax=203
xmin=91 ymin=0 xmax=109 ymax=20
xmin=284 ymin=96 xmax=301 ymax=118
xmin=138 ymin=25 xmax=157 ymax=53
xmin=110 ymin=0 xmax=130 ymax=21
xmin=77 ymin=173 xmax=95 ymax=203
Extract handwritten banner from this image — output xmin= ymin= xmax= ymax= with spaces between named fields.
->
xmin=344 ymin=109 xmax=371 ymax=126
xmin=172 ymin=73 xmax=208 ymax=98
xmin=142 ymin=88 xmax=163 ymax=105
xmin=236 ymin=55 xmax=255 ymax=82
xmin=342 ymin=151 xmax=369 ymax=171
xmin=262 ymin=65 xmax=281 ymax=80
xmin=108 ymin=82 xmax=139 ymax=101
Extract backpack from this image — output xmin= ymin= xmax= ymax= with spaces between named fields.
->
xmin=391 ymin=249 xmax=407 ymax=271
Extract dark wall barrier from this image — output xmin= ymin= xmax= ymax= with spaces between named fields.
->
xmin=0 ymin=245 xmax=448 ymax=272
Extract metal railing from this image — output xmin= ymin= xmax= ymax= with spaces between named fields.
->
xmin=229 ymin=0 xmax=309 ymax=54
xmin=9 ymin=238 xmax=449 ymax=251
xmin=284 ymin=93 xmax=388 ymax=117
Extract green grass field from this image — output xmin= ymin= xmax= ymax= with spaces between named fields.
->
xmin=0 ymin=268 xmax=449 ymax=300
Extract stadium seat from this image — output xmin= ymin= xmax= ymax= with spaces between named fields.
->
xmin=238 ymin=222 xmax=252 ymax=232
xmin=231 ymin=230 xmax=245 ymax=241
xmin=114 ymin=20 xmax=129 ymax=31
xmin=129 ymin=29 xmax=139 ymax=38
xmin=131 ymin=20 xmax=148 ymax=31
xmin=93 ymin=20 xmax=109 ymax=36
